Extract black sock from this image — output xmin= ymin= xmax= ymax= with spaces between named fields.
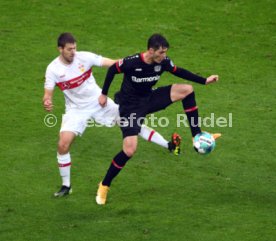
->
xmin=182 ymin=92 xmax=201 ymax=137
xmin=102 ymin=150 xmax=130 ymax=187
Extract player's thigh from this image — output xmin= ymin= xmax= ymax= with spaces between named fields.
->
xmin=60 ymin=110 xmax=91 ymax=136
xmin=170 ymin=84 xmax=193 ymax=102
xmin=119 ymin=106 xmax=147 ymax=139
xmin=92 ymin=98 xmax=119 ymax=127
xmin=147 ymin=85 xmax=173 ymax=113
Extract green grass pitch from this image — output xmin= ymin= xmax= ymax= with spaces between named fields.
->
xmin=0 ymin=0 xmax=275 ymax=240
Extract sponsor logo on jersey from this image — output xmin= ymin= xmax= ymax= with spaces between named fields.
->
xmin=131 ymin=75 xmax=160 ymax=83
xmin=62 ymin=82 xmax=71 ymax=89
xmin=56 ymin=69 xmax=92 ymax=91
xmin=154 ymin=65 xmax=161 ymax=72
xmin=135 ymin=68 xmax=142 ymax=71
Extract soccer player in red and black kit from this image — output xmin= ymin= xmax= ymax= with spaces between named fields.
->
xmin=96 ymin=33 xmax=221 ymax=205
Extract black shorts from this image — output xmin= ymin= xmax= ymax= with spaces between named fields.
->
xmin=118 ymin=85 xmax=173 ymax=138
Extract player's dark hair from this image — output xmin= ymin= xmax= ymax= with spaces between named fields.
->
xmin=147 ymin=34 xmax=169 ymax=50
xmin=57 ymin=33 xmax=76 ymax=48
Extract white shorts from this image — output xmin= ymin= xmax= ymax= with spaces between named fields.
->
xmin=60 ymin=98 xmax=119 ymax=136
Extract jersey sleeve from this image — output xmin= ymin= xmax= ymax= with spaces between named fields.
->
xmin=114 ymin=58 xmax=129 ymax=73
xmin=163 ymin=57 xmax=177 ymax=73
xmin=164 ymin=57 xmax=206 ymax=84
xmin=44 ymin=65 xmax=57 ymax=90
xmin=82 ymin=51 xmax=103 ymax=67
xmin=101 ymin=56 xmax=132 ymax=95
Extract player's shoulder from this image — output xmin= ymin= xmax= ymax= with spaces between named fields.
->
xmin=76 ymin=51 xmax=96 ymax=58
xmin=162 ymin=56 xmax=175 ymax=67
xmin=46 ymin=56 xmax=60 ymax=72
xmin=124 ymin=53 xmax=140 ymax=60
xmin=122 ymin=53 xmax=140 ymax=63
xmin=120 ymin=53 xmax=141 ymax=67
xmin=76 ymin=51 xmax=102 ymax=62
xmin=163 ymin=56 xmax=172 ymax=63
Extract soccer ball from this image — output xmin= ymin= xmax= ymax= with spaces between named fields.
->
xmin=193 ymin=132 xmax=216 ymax=154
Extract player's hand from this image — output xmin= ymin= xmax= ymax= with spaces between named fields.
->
xmin=98 ymin=94 xmax=107 ymax=107
xmin=43 ymin=99 xmax=53 ymax=112
xmin=206 ymin=75 xmax=219 ymax=85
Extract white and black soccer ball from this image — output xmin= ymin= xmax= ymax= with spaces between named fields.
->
xmin=193 ymin=132 xmax=216 ymax=154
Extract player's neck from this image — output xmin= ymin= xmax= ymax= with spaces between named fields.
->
xmin=142 ymin=51 xmax=154 ymax=64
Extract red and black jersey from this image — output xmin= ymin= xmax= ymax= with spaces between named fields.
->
xmin=116 ymin=53 xmax=177 ymax=97
xmin=102 ymin=52 xmax=206 ymax=98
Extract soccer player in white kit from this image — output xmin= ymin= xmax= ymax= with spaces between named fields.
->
xmin=43 ymin=33 xmax=181 ymax=197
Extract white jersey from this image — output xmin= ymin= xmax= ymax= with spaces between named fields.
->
xmin=45 ymin=51 xmax=103 ymax=111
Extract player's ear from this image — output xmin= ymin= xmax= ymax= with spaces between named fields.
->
xmin=58 ymin=46 xmax=63 ymax=53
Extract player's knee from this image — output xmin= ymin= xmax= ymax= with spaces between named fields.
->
xmin=180 ymin=84 xmax=193 ymax=98
xmin=186 ymin=84 xmax=194 ymax=94
xmin=123 ymin=145 xmax=137 ymax=157
xmin=58 ymin=140 xmax=71 ymax=154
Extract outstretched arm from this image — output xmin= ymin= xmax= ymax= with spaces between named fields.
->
xmin=101 ymin=57 xmax=118 ymax=68
xmin=171 ymin=67 xmax=219 ymax=85
xmin=171 ymin=67 xmax=207 ymax=84
xmin=99 ymin=63 xmax=119 ymax=107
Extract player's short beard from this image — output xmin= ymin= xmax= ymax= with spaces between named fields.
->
xmin=62 ymin=54 xmax=74 ymax=64
xmin=153 ymin=56 xmax=162 ymax=63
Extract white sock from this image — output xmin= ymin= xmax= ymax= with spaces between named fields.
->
xmin=139 ymin=125 xmax=169 ymax=149
xmin=57 ymin=152 xmax=71 ymax=187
